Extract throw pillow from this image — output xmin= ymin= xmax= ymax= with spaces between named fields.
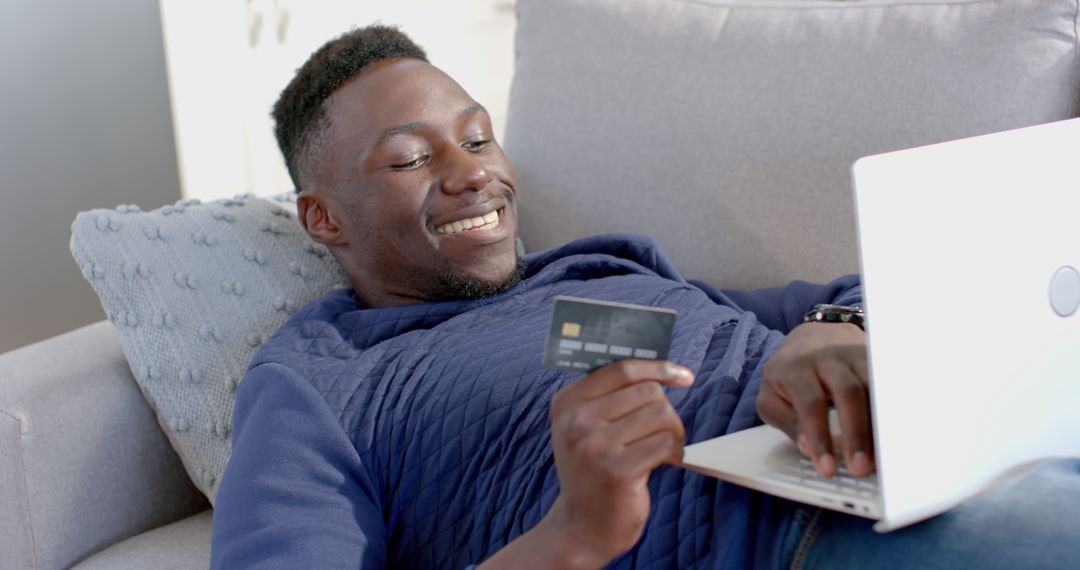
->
xmin=70 ymin=194 xmax=349 ymax=503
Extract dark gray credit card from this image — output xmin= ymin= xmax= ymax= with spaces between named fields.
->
xmin=542 ymin=296 xmax=678 ymax=372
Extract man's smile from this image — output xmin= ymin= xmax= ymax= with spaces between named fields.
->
xmin=435 ymin=206 xmax=503 ymax=235
xmin=429 ymin=189 xmax=515 ymax=248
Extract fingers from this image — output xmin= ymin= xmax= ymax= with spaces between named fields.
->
xmin=544 ymin=361 xmax=693 ymax=566
xmin=552 ymin=360 xmax=690 ymax=478
xmin=762 ymin=352 xmax=834 ymax=474
xmin=576 ymin=379 xmax=667 ymax=425
xmin=604 ymin=399 xmax=686 ymax=454
xmin=553 ymin=360 xmax=692 ymax=445
xmin=616 ymin=431 xmax=683 ymax=478
xmin=759 ymin=324 xmax=875 ymax=478
xmin=756 ymin=387 xmax=797 ymax=441
xmin=575 ymin=404 xmax=685 ymax=480
xmin=783 ymin=366 xmax=836 ymax=476
xmin=557 ymin=360 xmax=694 ymax=406
xmin=832 ymin=347 xmax=875 ymax=476
xmin=804 ymin=349 xmax=873 ymax=476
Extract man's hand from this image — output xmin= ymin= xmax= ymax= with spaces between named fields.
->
xmin=480 ymin=360 xmax=693 ymax=569
xmin=757 ymin=322 xmax=874 ymax=478
xmin=545 ymin=359 xmax=694 ymax=566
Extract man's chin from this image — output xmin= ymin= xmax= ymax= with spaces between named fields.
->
xmin=435 ymin=257 xmax=526 ymax=301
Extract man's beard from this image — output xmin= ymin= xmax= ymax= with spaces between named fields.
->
xmin=434 ymin=256 xmax=527 ymax=300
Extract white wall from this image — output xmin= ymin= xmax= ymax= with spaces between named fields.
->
xmin=0 ymin=0 xmax=182 ymax=353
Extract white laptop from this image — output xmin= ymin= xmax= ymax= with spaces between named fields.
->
xmin=679 ymin=117 xmax=1080 ymax=533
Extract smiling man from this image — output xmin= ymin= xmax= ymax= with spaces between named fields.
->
xmin=283 ymin=49 xmax=522 ymax=305
xmin=210 ymin=26 xmax=1079 ymax=570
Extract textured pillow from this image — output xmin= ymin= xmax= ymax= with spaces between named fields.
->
xmin=70 ymin=195 xmax=349 ymax=503
xmin=506 ymin=0 xmax=1080 ymax=290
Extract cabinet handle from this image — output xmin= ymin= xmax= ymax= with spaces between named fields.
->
xmin=276 ymin=3 xmax=290 ymax=44
xmin=246 ymin=0 xmax=264 ymax=48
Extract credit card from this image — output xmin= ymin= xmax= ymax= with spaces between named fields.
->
xmin=542 ymin=296 xmax=678 ymax=372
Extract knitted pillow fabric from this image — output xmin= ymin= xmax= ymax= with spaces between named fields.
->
xmin=69 ymin=194 xmax=349 ymax=503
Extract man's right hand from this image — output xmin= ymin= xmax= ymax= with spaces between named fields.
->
xmin=478 ymin=359 xmax=694 ymax=570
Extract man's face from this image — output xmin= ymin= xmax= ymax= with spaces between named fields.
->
xmin=302 ymin=58 xmax=520 ymax=305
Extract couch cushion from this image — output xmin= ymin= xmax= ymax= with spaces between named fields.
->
xmin=70 ymin=195 xmax=349 ymax=503
xmin=505 ymin=0 xmax=1080 ymax=290
xmin=71 ymin=510 xmax=212 ymax=570
xmin=0 ymin=321 xmax=208 ymax=570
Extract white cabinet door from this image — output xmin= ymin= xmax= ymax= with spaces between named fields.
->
xmin=159 ymin=0 xmax=253 ymax=201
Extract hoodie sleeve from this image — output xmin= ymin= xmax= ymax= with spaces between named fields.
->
xmin=689 ymin=274 xmax=862 ymax=334
xmin=211 ymin=362 xmax=387 ymax=569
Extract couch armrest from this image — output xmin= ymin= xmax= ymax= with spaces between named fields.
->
xmin=0 ymin=321 xmax=209 ymax=570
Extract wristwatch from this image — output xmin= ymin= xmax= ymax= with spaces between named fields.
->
xmin=803 ymin=304 xmax=866 ymax=331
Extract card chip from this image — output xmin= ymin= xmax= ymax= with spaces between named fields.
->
xmin=561 ymin=322 xmax=582 ymax=337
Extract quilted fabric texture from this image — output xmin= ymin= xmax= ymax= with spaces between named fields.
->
xmin=69 ymin=194 xmax=349 ymax=502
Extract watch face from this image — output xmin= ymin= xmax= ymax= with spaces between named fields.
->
xmin=805 ymin=304 xmax=866 ymax=330
xmin=817 ymin=304 xmax=863 ymax=314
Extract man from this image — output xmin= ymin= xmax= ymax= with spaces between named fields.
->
xmin=211 ymin=26 xmax=1078 ymax=569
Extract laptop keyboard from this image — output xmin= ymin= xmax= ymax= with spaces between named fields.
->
xmin=772 ymin=458 xmax=879 ymax=498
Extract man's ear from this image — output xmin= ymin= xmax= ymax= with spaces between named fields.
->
xmin=297 ymin=191 xmax=348 ymax=246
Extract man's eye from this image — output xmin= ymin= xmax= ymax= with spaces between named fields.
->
xmin=462 ymin=140 xmax=491 ymax=151
xmin=391 ymin=156 xmax=427 ymax=169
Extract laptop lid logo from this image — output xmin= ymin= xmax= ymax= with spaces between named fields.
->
xmin=1049 ymin=265 xmax=1080 ymax=317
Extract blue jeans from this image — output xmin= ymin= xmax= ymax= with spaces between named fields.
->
xmin=777 ymin=459 xmax=1080 ymax=569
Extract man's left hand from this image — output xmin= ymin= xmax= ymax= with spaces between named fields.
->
xmin=757 ymin=322 xmax=874 ymax=478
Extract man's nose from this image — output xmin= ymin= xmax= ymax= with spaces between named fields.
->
xmin=439 ymin=146 xmax=492 ymax=195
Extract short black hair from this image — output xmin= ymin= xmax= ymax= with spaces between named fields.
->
xmin=272 ymin=25 xmax=428 ymax=191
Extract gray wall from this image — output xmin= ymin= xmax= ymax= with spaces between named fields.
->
xmin=0 ymin=0 xmax=181 ymax=353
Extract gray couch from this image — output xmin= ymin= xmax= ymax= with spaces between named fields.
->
xmin=3 ymin=0 xmax=1078 ymax=568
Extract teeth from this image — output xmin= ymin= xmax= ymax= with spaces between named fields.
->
xmin=438 ymin=209 xmax=501 ymax=235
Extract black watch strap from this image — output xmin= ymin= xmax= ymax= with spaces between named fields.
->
xmin=803 ymin=304 xmax=866 ymax=330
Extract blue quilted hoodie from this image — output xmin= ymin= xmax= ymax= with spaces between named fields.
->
xmin=211 ymin=233 xmax=861 ymax=569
